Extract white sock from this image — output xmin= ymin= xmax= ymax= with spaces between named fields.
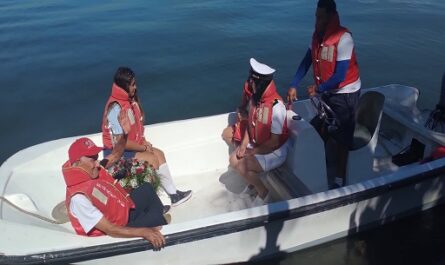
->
xmin=157 ymin=163 xmax=177 ymax=195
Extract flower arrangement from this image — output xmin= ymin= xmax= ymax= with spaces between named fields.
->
xmin=107 ymin=158 xmax=160 ymax=192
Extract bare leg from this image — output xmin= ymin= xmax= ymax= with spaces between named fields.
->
xmin=135 ymin=151 xmax=161 ymax=169
xmin=229 ymin=151 xmax=268 ymax=199
xmin=222 ymin=126 xmax=234 ymax=146
xmin=152 ymin=147 xmax=167 ymax=165
xmin=136 ymin=147 xmax=177 ymax=195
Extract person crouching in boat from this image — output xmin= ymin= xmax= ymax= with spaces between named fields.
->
xmin=229 ymin=58 xmax=290 ymax=206
xmin=62 ymin=138 xmax=166 ymax=249
xmin=102 ymin=67 xmax=192 ymax=207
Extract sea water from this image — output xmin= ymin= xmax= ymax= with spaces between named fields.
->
xmin=1 ymin=0 xmax=444 ymax=264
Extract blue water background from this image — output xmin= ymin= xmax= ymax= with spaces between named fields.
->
xmin=0 ymin=0 xmax=444 ymax=263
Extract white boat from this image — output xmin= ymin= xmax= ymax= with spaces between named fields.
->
xmin=1 ymin=84 xmax=445 ymax=265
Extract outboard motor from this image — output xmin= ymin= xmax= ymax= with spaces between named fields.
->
xmin=425 ymin=72 xmax=445 ymax=133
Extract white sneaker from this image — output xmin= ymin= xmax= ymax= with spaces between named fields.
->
xmin=239 ymin=185 xmax=257 ymax=199
xmin=250 ymin=193 xmax=270 ymax=207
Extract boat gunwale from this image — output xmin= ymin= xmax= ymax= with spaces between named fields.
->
xmin=2 ymin=158 xmax=445 ymax=265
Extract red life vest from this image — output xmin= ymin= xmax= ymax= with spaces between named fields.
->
xmin=248 ymin=81 xmax=288 ymax=146
xmin=231 ymin=81 xmax=252 ymax=143
xmin=62 ymin=161 xmax=135 ymax=236
xmin=102 ymin=83 xmax=145 ymax=149
xmin=311 ymin=13 xmax=360 ymax=90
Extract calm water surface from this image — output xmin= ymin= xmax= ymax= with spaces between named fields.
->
xmin=1 ymin=1 xmax=444 ymax=264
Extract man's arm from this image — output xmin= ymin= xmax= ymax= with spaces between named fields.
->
xmin=289 ymin=48 xmax=312 ymax=89
xmin=95 ymin=217 xmax=166 ymax=250
xmin=249 ymin=133 xmax=281 ymax=155
xmin=102 ymin=134 xmax=127 ymax=168
xmin=236 ymin=122 xmax=251 ymax=159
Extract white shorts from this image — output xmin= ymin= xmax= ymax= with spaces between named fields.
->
xmin=253 ymin=141 xmax=289 ymax=171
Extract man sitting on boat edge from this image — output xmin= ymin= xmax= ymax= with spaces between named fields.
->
xmin=229 ymin=58 xmax=290 ymax=206
xmin=61 ymin=137 xmax=166 ymax=249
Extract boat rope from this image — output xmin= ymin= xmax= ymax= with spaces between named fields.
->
xmin=0 ymin=196 xmax=66 ymax=224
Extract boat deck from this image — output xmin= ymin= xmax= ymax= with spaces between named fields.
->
xmin=157 ymin=168 xmax=252 ymax=224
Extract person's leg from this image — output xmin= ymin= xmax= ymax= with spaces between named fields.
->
xmin=325 ymin=91 xmax=360 ymax=184
xmin=135 ymin=151 xmax=160 ymax=169
xmin=128 ymin=183 xmax=167 ymax=227
xmin=229 ymin=150 xmax=245 ymax=175
xmin=222 ymin=125 xmax=235 ymax=146
xmin=150 ymin=147 xmax=192 ymax=206
xmin=152 ymin=147 xmax=166 ymax=165
xmin=242 ymin=156 xmax=268 ymax=198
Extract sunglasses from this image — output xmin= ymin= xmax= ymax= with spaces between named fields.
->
xmin=86 ymin=154 xmax=99 ymax=161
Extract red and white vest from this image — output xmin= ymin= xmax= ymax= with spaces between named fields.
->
xmin=248 ymin=81 xmax=288 ymax=146
xmin=102 ymin=83 xmax=145 ymax=149
xmin=311 ymin=13 xmax=360 ymax=90
xmin=62 ymin=161 xmax=135 ymax=236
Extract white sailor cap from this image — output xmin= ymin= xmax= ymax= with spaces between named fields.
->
xmin=249 ymin=58 xmax=275 ymax=77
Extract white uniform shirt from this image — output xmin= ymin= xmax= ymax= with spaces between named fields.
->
xmin=70 ymin=194 xmax=104 ymax=233
xmin=270 ymin=100 xmax=287 ymax=135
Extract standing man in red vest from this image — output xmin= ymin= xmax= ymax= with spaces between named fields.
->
xmin=230 ymin=58 xmax=289 ymax=206
xmin=62 ymin=137 xmax=166 ymax=249
xmin=288 ymin=0 xmax=361 ymax=187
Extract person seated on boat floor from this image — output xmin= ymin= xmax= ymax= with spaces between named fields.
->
xmin=102 ymin=67 xmax=192 ymax=207
xmin=288 ymin=0 xmax=361 ymax=187
xmin=221 ymin=77 xmax=251 ymax=147
xmin=61 ymin=138 xmax=167 ymax=249
xmin=229 ymin=58 xmax=290 ymax=206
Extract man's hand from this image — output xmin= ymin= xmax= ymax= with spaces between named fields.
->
xmin=287 ymin=87 xmax=298 ymax=103
xmin=307 ymin=85 xmax=318 ymax=97
xmin=236 ymin=145 xmax=247 ymax=159
xmin=244 ymin=148 xmax=256 ymax=156
xmin=142 ymin=227 xmax=166 ymax=250
xmin=95 ymin=217 xmax=166 ymax=250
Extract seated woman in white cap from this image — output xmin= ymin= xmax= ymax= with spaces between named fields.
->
xmin=229 ymin=58 xmax=290 ymax=206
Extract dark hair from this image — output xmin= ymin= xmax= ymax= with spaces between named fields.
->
xmin=114 ymin=67 xmax=135 ymax=93
xmin=112 ymin=66 xmax=145 ymax=122
xmin=252 ymin=78 xmax=272 ymax=106
xmin=317 ymin=0 xmax=337 ymax=14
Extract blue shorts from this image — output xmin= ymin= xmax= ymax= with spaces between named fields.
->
xmin=321 ymin=90 xmax=360 ymax=148
xmin=103 ymin=149 xmax=136 ymax=159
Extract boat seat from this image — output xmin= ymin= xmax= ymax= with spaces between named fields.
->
xmin=263 ymin=110 xmax=328 ymax=199
xmin=266 ymin=166 xmax=312 ymax=200
xmin=346 ymin=91 xmax=385 ymax=185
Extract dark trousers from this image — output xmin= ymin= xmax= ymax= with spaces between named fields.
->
xmin=127 ymin=183 xmax=166 ymax=227
xmin=321 ymin=89 xmax=360 ymax=148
